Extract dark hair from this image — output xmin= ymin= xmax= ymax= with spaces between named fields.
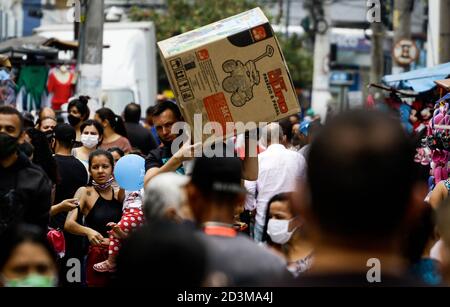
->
xmin=22 ymin=112 xmax=35 ymax=130
xmin=279 ymin=118 xmax=293 ymax=144
xmin=124 ymin=103 xmax=141 ymax=123
xmin=152 ymin=100 xmax=182 ymax=121
xmin=146 ymin=105 xmax=156 ymax=117
xmin=107 ymin=147 xmax=125 ymax=158
xmin=0 ymin=105 xmax=24 ymax=132
xmin=80 ymin=119 xmax=104 ymax=146
xmin=129 ymin=148 xmax=145 ymax=157
xmin=68 ymin=96 xmax=90 ymax=121
xmin=54 ymin=124 xmax=75 ymax=149
xmin=262 ymin=193 xmax=292 ymax=243
xmin=0 ymin=224 xmax=56 ymax=271
xmin=55 ymin=136 xmax=72 ymax=150
xmin=115 ymin=221 xmax=206 ymax=287
xmin=96 ymin=108 xmax=128 ymax=138
xmin=25 ymin=128 xmax=59 ymax=184
xmin=88 ymin=149 xmax=114 ymax=172
xmin=307 ymin=110 xmax=417 ymax=245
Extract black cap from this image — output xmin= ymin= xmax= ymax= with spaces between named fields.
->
xmin=54 ymin=123 xmax=76 ymax=143
xmin=191 ymin=157 xmax=246 ymax=194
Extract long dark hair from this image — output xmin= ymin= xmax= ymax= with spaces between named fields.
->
xmin=96 ymin=108 xmax=128 ymax=138
xmin=25 ymin=128 xmax=59 ymax=184
xmin=68 ymin=96 xmax=90 ymax=121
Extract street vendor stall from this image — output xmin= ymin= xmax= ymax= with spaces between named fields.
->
xmin=380 ymin=64 xmax=450 ymax=190
xmin=375 ymin=62 xmax=450 ymax=135
xmin=0 ymin=35 xmax=78 ymax=112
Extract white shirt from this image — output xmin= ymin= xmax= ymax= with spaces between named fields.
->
xmin=123 ymin=189 xmax=144 ymax=210
xmin=245 ymin=144 xmax=307 ymax=226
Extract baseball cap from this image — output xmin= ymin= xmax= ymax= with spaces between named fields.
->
xmin=191 ymin=157 xmax=246 ymax=195
xmin=54 ymin=123 xmax=76 ymax=143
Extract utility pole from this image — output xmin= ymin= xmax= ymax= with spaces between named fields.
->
xmin=310 ymin=0 xmax=332 ymax=122
xmin=285 ymin=0 xmax=291 ymax=39
xmin=439 ymin=0 xmax=450 ymax=64
xmin=426 ymin=0 xmax=450 ymax=67
xmin=76 ymin=0 xmax=104 ymax=114
xmin=369 ymin=17 xmax=385 ymax=101
xmin=392 ymin=0 xmax=414 ymax=73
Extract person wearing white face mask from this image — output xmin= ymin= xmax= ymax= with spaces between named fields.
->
xmin=263 ymin=193 xmax=314 ymax=277
xmin=72 ymin=120 xmax=104 ymax=172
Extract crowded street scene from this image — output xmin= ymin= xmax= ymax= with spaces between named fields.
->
xmin=1 ymin=0 xmax=450 ymax=293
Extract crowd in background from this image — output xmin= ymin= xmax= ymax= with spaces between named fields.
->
xmin=2 ymin=95 xmax=450 ymax=287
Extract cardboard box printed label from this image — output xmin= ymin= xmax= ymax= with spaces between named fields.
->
xmin=158 ymin=7 xmax=300 ymax=143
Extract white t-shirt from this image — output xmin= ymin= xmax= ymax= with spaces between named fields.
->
xmin=123 ymin=189 xmax=144 ymax=210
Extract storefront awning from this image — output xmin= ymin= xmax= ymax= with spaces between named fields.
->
xmin=382 ymin=62 xmax=450 ymax=93
xmin=0 ymin=35 xmax=59 ymax=57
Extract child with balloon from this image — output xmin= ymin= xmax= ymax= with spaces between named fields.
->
xmin=93 ymin=154 xmax=146 ymax=273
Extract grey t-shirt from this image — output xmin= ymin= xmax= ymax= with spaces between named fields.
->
xmin=197 ymin=232 xmax=290 ymax=286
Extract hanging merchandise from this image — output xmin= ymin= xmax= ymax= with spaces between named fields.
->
xmin=47 ymin=65 xmax=74 ymax=110
xmin=16 ymin=66 xmax=49 ymax=112
xmin=0 ymin=68 xmax=16 ymax=106
xmin=421 ymin=94 xmax=450 ymax=186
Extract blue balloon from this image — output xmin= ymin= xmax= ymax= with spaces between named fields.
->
xmin=114 ymin=154 xmax=145 ymax=191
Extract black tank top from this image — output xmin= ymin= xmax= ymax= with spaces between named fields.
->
xmin=85 ymin=189 xmax=123 ymax=237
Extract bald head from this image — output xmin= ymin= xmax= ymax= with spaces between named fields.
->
xmin=39 ymin=108 xmax=56 ymax=121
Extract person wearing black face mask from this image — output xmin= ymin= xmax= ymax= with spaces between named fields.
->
xmin=0 ymin=106 xmax=52 ymax=236
xmin=68 ymin=114 xmax=81 ymax=127
xmin=67 ymin=96 xmax=90 ymax=142
xmin=24 ymin=128 xmax=59 ymax=185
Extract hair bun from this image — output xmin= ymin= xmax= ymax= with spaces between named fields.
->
xmin=79 ymin=95 xmax=90 ymax=105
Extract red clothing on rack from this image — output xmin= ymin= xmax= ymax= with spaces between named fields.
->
xmin=47 ymin=71 xmax=74 ymax=110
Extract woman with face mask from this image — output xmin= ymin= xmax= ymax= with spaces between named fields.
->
xmin=262 ymin=193 xmax=314 ymax=277
xmin=64 ymin=149 xmax=124 ymax=287
xmin=72 ymin=120 xmax=104 ymax=172
xmin=67 ymin=96 xmax=90 ymax=142
xmin=0 ymin=224 xmax=58 ymax=287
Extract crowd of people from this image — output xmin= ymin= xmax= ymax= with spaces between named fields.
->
xmin=2 ymin=95 xmax=450 ymax=287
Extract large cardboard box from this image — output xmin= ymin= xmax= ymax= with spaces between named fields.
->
xmin=158 ymin=7 xmax=300 ymax=143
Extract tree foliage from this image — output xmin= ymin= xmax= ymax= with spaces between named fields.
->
xmin=277 ymin=34 xmax=313 ymax=89
xmin=129 ymin=0 xmax=312 ymax=90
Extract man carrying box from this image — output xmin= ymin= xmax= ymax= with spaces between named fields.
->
xmin=143 ymin=100 xmax=258 ymax=186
